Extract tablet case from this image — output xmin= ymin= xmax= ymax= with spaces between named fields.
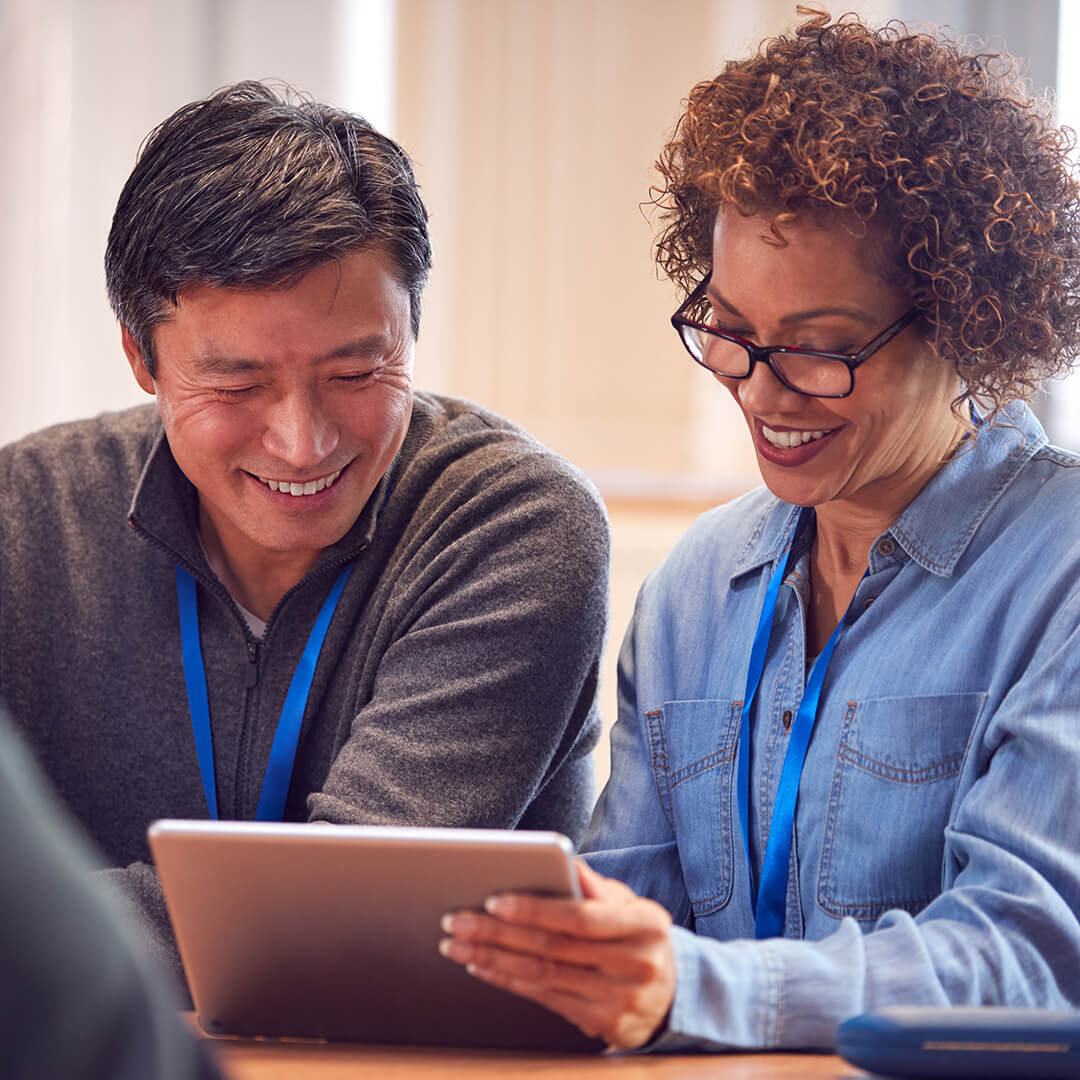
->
xmin=148 ymin=820 xmax=605 ymax=1052
xmin=836 ymin=1005 xmax=1080 ymax=1078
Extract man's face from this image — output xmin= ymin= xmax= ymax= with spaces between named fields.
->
xmin=124 ymin=248 xmax=414 ymax=575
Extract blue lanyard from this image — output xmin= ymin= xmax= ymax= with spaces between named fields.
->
xmin=175 ymin=562 xmax=353 ymax=821
xmin=736 ymin=511 xmax=853 ymax=939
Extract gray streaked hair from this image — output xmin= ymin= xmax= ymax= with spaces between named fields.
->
xmin=105 ymin=81 xmax=432 ymax=374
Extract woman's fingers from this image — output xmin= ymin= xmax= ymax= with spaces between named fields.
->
xmin=451 ymin=936 xmax=675 ymax=1050
xmin=438 ymin=866 xmax=677 ymax=1050
xmin=468 ymin=886 xmax=672 ymax=943
xmin=438 ymin=915 xmax=666 ymax=983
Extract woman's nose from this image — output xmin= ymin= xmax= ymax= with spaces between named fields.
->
xmin=731 ymin=356 xmax=809 ymax=413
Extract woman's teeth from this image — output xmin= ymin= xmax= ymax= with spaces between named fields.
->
xmin=258 ymin=468 xmax=343 ymax=496
xmin=761 ymin=425 xmax=829 ymax=449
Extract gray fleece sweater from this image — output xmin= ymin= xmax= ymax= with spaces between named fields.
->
xmin=0 ymin=391 xmax=609 ymax=981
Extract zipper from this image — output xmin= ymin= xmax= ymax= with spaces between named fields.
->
xmin=246 ymin=640 xmax=260 ymax=688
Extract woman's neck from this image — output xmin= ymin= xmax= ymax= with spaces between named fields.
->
xmin=805 ymin=417 xmax=965 ymax=653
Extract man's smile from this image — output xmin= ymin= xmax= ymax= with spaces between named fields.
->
xmin=250 ymin=465 xmax=345 ymax=497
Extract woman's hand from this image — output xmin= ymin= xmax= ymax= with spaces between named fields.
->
xmin=438 ymin=859 xmax=676 ymax=1050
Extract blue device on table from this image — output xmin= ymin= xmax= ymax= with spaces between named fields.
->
xmin=836 ymin=1006 xmax=1080 ymax=1078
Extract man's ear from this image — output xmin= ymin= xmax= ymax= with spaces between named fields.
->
xmin=121 ymin=326 xmax=156 ymax=395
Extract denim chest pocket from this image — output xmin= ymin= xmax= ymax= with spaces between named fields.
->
xmin=817 ymin=691 xmax=985 ymax=924
xmin=651 ymin=699 xmax=741 ymax=918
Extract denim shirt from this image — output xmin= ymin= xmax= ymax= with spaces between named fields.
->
xmin=583 ymin=402 xmax=1080 ymax=1051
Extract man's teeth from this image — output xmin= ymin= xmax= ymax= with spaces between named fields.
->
xmin=761 ymin=426 xmax=829 ymax=449
xmin=259 ymin=468 xmax=343 ymax=496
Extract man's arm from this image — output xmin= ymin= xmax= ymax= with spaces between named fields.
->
xmin=309 ymin=446 xmax=610 ymax=841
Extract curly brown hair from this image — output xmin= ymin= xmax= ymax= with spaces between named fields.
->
xmin=654 ymin=7 xmax=1080 ymax=412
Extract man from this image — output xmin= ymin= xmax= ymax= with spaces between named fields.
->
xmin=0 ymin=82 xmax=608 ymax=978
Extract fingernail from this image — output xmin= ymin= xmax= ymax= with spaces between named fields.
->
xmin=441 ymin=912 xmax=477 ymax=935
xmin=484 ymin=895 xmax=511 ymax=916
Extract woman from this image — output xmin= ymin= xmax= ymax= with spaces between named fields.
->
xmin=440 ymin=9 xmax=1080 ymax=1052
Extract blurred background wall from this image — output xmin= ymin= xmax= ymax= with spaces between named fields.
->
xmin=1 ymin=0 xmax=1072 ymax=785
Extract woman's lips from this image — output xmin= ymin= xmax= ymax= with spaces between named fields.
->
xmin=754 ymin=419 xmax=841 ymax=466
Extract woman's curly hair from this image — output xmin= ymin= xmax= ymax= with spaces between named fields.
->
xmin=655 ymin=7 xmax=1080 ymax=412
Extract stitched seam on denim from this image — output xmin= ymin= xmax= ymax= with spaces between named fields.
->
xmin=943 ymin=695 xmax=986 ymax=831
xmin=670 ymin=746 xmax=736 ymax=788
xmin=817 ymin=701 xmax=857 ymax=920
xmin=690 ymin=893 xmax=731 ymax=913
xmin=786 ymin=824 xmax=803 ymax=937
xmin=823 ymin=899 xmax=936 ymax=920
xmin=763 ymin=946 xmax=783 ymax=1048
xmin=819 ymin=894 xmax=936 ymax=918
xmin=688 ymin=701 xmax=739 ymax=916
xmin=817 ymin=702 xmax=946 ymax=919
xmin=645 ymin=709 xmax=674 ymax=828
xmin=837 ymin=745 xmax=965 ymax=783
xmin=761 ymin=582 xmax=800 ymax=846
xmin=732 ymin=502 xmax=801 ymax=579
xmin=893 ymin=434 xmax=1043 ymax=574
xmin=732 ymin=503 xmax=778 ymax=576
xmin=1035 ymin=445 xmax=1080 ymax=467
xmin=719 ymin=701 xmax=738 ymax=911
xmin=760 ymin=710 xmax=784 ymax=863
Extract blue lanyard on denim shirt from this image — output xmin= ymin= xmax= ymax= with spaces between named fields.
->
xmin=737 ymin=509 xmax=855 ymax=939
xmin=175 ymin=562 xmax=353 ymax=821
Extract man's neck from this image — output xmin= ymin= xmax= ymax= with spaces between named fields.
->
xmin=198 ymin=507 xmax=320 ymax=621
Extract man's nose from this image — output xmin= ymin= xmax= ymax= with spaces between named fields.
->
xmin=261 ymin=391 xmax=340 ymax=468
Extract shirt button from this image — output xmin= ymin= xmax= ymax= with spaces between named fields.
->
xmin=876 ymin=537 xmax=896 ymax=556
xmin=782 ymin=709 xmax=793 ymax=730
xmin=863 ymin=597 xmax=875 ymax=610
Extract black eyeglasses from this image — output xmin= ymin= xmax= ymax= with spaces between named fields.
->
xmin=671 ymin=276 xmax=920 ymax=398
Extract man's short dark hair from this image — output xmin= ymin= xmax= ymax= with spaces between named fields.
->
xmin=105 ymin=81 xmax=432 ymax=375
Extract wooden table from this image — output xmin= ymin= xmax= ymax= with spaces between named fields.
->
xmin=203 ymin=1036 xmax=868 ymax=1079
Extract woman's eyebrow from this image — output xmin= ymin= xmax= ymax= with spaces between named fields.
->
xmin=706 ymin=288 xmax=877 ymax=327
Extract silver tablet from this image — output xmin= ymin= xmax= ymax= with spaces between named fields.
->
xmin=148 ymin=820 xmax=603 ymax=1051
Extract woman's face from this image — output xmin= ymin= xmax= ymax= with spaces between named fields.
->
xmin=709 ymin=208 xmax=962 ymax=517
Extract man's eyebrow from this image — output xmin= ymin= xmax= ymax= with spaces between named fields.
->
xmin=316 ymin=334 xmax=390 ymax=362
xmin=706 ymin=289 xmax=877 ymax=327
xmin=191 ymin=353 xmax=262 ymax=375
xmin=191 ymin=335 xmax=391 ymax=374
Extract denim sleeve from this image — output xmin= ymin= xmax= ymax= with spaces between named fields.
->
xmin=581 ymin=595 xmax=694 ymax=928
xmin=590 ymin=582 xmax=1080 ymax=1052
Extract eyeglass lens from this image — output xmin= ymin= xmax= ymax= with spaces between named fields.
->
xmin=680 ymin=325 xmax=852 ymax=395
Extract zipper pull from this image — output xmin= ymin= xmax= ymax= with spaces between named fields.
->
xmin=246 ymin=641 xmax=260 ymax=688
